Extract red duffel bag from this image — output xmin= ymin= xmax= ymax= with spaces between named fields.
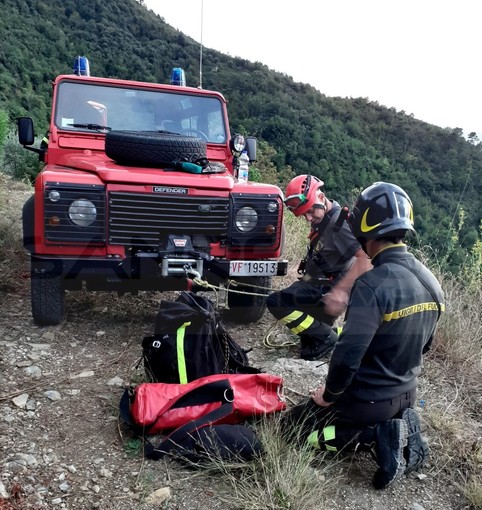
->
xmin=122 ymin=373 xmax=286 ymax=434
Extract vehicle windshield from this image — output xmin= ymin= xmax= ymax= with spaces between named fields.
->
xmin=54 ymin=81 xmax=227 ymax=143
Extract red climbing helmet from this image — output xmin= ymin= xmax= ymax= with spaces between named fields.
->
xmin=284 ymin=175 xmax=324 ymax=217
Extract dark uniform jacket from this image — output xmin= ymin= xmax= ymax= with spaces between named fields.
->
xmin=303 ymin=201 xmax=360 ymax=282
xmin=323 ymin=244 xmax=444 ymax=403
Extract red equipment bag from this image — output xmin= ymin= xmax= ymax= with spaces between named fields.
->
xmin=123 ymin=373 xmax=286 ymax=435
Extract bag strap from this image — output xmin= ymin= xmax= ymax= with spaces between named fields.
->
xmin=143 ymin=379 xmax=235 ymax=460
xmin=119 ymin=379 xmax=234 ymax=437
xmin=144 ymin=397 xmax=235 ymax=460
xmin=388 ymin=260 xmax=443 ymax=319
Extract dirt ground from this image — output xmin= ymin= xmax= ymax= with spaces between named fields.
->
xmin=0 ymin=280 xmax=474 ymax=510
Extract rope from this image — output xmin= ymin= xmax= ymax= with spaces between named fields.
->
xmin=192 ymin=277 xmax=272 ymax=298
xmin=190 ymin=273 xmax=296 ymax=349
xmin=263 ymin=318 xmax=298 ymax=349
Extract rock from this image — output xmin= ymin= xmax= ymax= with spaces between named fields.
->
xmin=24 ymin=366 xmax=42 ymax=377
xmin=145 ymin=487 xmax=171 ymax=505
xmin=0 ymin=479 xmax=8 ymax=498
xmin=70 ymin=370 xmax=95 ymax=379
xmin=415 ymin=473 xmax=428 ymax=481
xmin=59 ymin=482 xmax=70 ymax=492
xmin=44 ymin=390 xmax=62 ymax=401
xmin=411 ymin=503 xmax=426 ymax=510
xmin=14 ymin=453 xmax=39 ymax=467
xmin=28 ymin=342 xmax=52 ymax=349
xmin=12 ymin=393 xmax=29 ymax=409
xmin=16 ymin=360 xmax=32 ymax=367
xmin=107 ymin=376 xmax=124 ymax=386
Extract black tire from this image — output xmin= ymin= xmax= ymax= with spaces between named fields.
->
xmin=105 ymin=130 xmax=207 ymax=166
xmin=227 ymin=276 xmax=272 ymax=324
xmin=31 ymin=264 xmax=65 ymax=326
xmin=22 ymin=195 xmax=35 ymax=253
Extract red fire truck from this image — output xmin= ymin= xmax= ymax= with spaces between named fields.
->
xmin=18 ymin=58 xmax=287 ymax=326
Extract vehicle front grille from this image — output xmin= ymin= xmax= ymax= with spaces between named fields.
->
xmin=230 ymin=193 xmax=283 ymax=247
xmin=108 ymin=191 xmax=229 ymax=248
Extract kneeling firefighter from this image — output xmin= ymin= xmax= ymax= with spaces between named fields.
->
xmin=281 ymin=181 xmax=444 ymax=490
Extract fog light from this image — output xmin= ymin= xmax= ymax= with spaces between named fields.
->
xmin=48 ymin=190 xmax=60 ymax=202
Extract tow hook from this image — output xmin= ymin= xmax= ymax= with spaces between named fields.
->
xmin=183 ymin=264 xmax=201 ymax=280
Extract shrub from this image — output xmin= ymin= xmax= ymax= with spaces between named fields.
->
xmin=1 ymin=130 xmax=43 ymax=182
xmin=0 ymin=173 xmax=32 ymax=290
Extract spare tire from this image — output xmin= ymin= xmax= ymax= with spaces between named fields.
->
xmin=105 ymin=131 xmax=207 ymax=167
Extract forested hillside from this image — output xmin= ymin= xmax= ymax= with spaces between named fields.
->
xmin=1 ymin=0 xmax=481 ymax=271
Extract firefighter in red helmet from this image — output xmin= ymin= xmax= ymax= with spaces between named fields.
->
xmin=267 ymin=175 xmax=372 ymax=360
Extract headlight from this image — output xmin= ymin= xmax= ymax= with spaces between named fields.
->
xmin=230 ymin=134 xmax=246 ymax=154
xmin=235 ymin=207 xmax=258 ymax=232
xmin=68 ymin=199 xmax=97 ymax=227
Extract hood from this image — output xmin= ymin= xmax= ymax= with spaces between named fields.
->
xmin=53 ymin=152 xmax=235 ymax=190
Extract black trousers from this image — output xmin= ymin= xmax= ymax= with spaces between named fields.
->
xmin=282 ymin=390 xmax=416 ymax=451
xmin=267 ymin=280 xmax=336 ymax=341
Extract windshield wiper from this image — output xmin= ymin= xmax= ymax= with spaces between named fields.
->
xmin=68 ymin=123 xmax=112 ymax=133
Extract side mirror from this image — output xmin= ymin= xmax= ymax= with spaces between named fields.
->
xmin=18 ymin=117 xmax=35 ymax=146
xmin=17 ymin=117 xmax=44 ymax=159
xmin=245 ymin=137 xmax=257 ymax=162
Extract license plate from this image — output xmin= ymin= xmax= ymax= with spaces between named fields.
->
xmin=229 ymin=261 xmax=278 ymax=276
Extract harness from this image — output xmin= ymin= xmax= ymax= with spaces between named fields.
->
xmin=297 ymin=206 xmax=338 ymax=277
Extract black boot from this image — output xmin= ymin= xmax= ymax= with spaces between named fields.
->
xmin=372 ymin=419 xmax=408 ymax=490
xmin=400 ymin=408 xmax=429 ymax=473
xmin=299 ymin=329 xmax=337 ymax=361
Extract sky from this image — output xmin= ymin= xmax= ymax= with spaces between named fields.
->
xmin=143 ymin=0 xmax=482 ymax=138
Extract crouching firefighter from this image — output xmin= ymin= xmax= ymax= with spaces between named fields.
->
xmin=267 ymin=174 xmax=371 ymax=360
xmin=281 ymin=182 xmax=444 ymax=489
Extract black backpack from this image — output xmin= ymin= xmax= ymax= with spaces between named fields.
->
xmin=142 ymin=291 xmax=260 ymax=383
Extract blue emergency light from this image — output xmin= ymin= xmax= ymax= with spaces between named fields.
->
xmin=73 ymin=56 xmax=90 ymax=76
xmin=170 ymin=67 xmax=186 ymax=86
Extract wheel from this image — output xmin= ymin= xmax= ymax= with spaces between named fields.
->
xmin=105 ymin=130 xmax=206 ymax=167
xmin=227 ymin=276 xmax=272 ymax=324
xmin=31 ymin=262 xmax=65 ymax=326
xmin=180 ymin=129 xmax=209 ymax=142
xmin=22 ymin=195 xmax=35 ymax=253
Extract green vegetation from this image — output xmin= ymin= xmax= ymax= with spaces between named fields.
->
xmin=0 ymin=0 xmax=481 ymax=274
xmin=197 ymin=417 xmax=339 ymax=509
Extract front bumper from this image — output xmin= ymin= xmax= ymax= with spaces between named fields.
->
xmin=31 ymin=254 xmax=288 ymax=292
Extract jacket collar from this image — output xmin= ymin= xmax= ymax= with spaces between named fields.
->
xmin=371 ymin=243 xmax=410 ymax=266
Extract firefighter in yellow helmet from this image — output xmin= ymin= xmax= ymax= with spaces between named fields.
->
xmin=282 ymin=182 xmax=444 ymax=490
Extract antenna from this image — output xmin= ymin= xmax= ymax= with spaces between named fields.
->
xmin=199 ymin=0 xmax=203 ymax=89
